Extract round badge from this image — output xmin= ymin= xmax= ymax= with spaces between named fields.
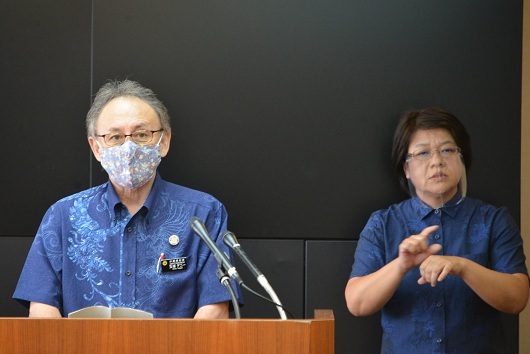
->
xmin=168 ymin=234 xmax=180 ymax=246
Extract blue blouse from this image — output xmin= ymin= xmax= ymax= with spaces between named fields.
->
xmin=14 ymin=174 xmax=242 ymax=317
xmin=350 ymin=196 xmax=528 ymax=354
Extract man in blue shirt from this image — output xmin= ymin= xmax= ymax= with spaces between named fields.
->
xmin=345 ymin=108 xmax=528 ymax=353
xmin=14 ymin=79 xmax=241 ymax=318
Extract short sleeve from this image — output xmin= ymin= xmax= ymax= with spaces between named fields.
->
xmin=349 ymin=212 xmax=387 ymax=279
xmin=13 ymin=204 xmax=64 ymax=313
xmin=489 ymin=207 xmax=528 ymax=275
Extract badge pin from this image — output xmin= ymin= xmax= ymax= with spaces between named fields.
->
xmin=168 ymin=234 xmax=180 ymax=246
xmin=161 ymin=257 xmax=188 ymax=272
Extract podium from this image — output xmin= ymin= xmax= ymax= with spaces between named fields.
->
xmin=0 ymin=309 xmax=334 ymax=354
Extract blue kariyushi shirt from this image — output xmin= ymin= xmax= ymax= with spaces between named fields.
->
xmin=350 ymin=196 xmax=528 ymax=354
xmin=14 ymin=174 xmax=242 ymax=317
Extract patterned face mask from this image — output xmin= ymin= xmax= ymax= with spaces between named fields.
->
xmin=98 ymin=134 xmax=163 ymax=189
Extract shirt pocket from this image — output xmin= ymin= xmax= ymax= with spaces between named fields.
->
xmin=151 ymin=254 xmax=197 ymax=313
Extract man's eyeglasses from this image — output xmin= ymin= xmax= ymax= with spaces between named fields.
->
xmin=96 ymin=129 xmax=164 ymax=147
xmin=406 ymin=146 xmax=461 ymax=162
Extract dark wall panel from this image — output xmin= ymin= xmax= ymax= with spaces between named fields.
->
xmin=306 ymin=240 xmax=382 ymax=354
xmin=0 ymin=237 xmax=34 ymax=316
xmin=0 ymin=2 xmax=92 ymax=236
xmin=91 ymin=0 xmax=522 ymax=242
xmin=236 ymin=239 xmax=304 ymax=319
xmin=0 ymin=1 xmax=523 ymax=354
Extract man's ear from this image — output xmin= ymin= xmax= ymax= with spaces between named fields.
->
xmin=160 ymin=131 xmax=171 ymax=158
xmin=88 ymin=136 xmax=102 ymax=162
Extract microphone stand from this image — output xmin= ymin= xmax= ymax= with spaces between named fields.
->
xmin=216 ymin=268 xmax=241 ymax=319
xmin=254 ymin=275 xmax=287 ymax=320
xmin=190 ymin=217 xmax=243 ymax=319
xmin=222 ymin=231 xmax=287 ymax=320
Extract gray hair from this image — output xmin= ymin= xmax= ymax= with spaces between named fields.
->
xmin=86 ymin=79 xmax=171 ymax=137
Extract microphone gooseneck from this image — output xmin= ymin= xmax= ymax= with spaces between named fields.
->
xmin=190 ymin=217 xmax=243 ymax=286
xmin=222 ymin=230 xmax=287 ymax=320
xmin=190 ymin=217 xmax=242 ymax=318
xmin=222 ymin=231 xmax=262 ymax=279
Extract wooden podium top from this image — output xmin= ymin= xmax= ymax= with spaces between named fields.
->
xmin=0 ymin=309 xmax=334 ymax=354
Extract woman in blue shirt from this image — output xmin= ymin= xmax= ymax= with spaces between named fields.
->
xmin=345 ymin=107 xmax=528 ymax=353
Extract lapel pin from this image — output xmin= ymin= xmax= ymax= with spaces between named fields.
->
xmin=168 ymin=234 xmax=180 ymax=246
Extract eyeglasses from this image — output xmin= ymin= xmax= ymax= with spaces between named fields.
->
xmin=96 ymin=129 xmax=164 ymax=147
xmin=406 ymin=146 xmax=461 ymax=162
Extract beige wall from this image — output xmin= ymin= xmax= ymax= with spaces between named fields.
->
xmin=521 ymin=1 xmax=530 ymax=352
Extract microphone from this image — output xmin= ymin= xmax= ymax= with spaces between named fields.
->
xmin=222 ymin=231 xmax=263 ymax=279
xmin=190 ymin=217 xmax=243 ymax=285
xmin=222 ymin=230 xmax=287 ymax=320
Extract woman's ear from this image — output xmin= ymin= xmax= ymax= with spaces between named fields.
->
xmin=403 ymin=162 xmax=410 ymax=179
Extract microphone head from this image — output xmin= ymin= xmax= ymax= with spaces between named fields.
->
xmin=190 ymin=217 xmax=208 ymax=234
xmin=190 ymin=216 xmax=201 ymax=227
xmin=222 ymin=230 xmax=239 ymax=248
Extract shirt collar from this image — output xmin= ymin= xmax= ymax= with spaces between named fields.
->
xmin=411 ymin=193 xmax=464 ymax=219
xmin=143 ymin=173 xmax=162 ymax=217
xmin=106 ymin=182 xmax=122 ymax=221
xmin=105 ymin=174 xmax=162 ymax=221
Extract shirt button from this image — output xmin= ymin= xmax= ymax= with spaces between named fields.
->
xmin=434 ymin=234 xmax=440 ymax=240
xmin=127 ymin=226 xmax=133 ymax=233
xmin=436 ymin=302 xmax=442 ymax=307
xmin=435 ymin=209 xmax=440 ymax=214
xmin=436 ymin=338 xmax=443 ymax=343
xmin=125 ymin=271 xmax=131 ymax=276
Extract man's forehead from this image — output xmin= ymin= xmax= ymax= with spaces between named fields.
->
xmin=97 ymin=97 xmax=159 ymax=129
